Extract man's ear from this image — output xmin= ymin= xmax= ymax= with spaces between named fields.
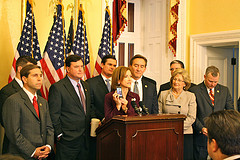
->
xmin=17 ymin=66 xmax=22 ymax=73
xmin=100 ymin=63 xmax=104 ymax=69
xmin=211 ymin=139 xmax=219 ymax=152
xmin=22 ymin=76 xmax=27 ymax=84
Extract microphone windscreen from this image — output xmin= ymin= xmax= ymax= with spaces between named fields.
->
xmin=131 ymin=100 xmax=137 ymax=106
xmin=139 ymin=101 xmax=143 ymax=107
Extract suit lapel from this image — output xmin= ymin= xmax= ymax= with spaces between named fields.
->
xmin=200 ymin=82 xmax=213 ymax=107
xmin=63 ymin=77 xmax=85 ymax=113
xmin=213 ymin=84 xmax=220 ymax=108
xmin=12 ymin=79 xmax=22 ymax=92
xmin=81 ymin=80 xmax=89 ymax=115
xmin=38 ymin=98 xmax=44 ymax=120
xmin=19 ymin=89 xmax=40 ymax=120
xmin=38 ymin=98 xmax=45 ymax=137
xmin=142 ymin=77 xmax=147 ymax=101
xmin=97 ymin=76 xmax=109 ymax=93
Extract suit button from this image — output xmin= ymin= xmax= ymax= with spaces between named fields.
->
xmin=178 ymin=111 xmax=180 ymax=114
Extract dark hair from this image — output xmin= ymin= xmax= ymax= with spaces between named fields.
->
xmin=65 ymin=55 xmax=82 ymax=67
xmin=101 ymin=55 xmax=116 ymax=65
xmin=111 ymin=66 xmax=131 ymax=90
xmin=130 ymin=54 xmax=147 ymax=67
xmin=205 ymin=110 xmax=240 ymax=156
xmin=170 ymin=60 xmax=185 ymax=69
xmin=20 ymin=64 xmax=41 ymax=80
xmin=16 ymin=56 xmax=37 ymax=71
xmin=205 ymin=66 xmax=220 ymax=77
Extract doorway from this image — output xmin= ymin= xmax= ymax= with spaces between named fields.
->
xmin=190 ymin=30 xmax=240 ymax=108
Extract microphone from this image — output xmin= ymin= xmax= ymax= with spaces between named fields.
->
xmin=131 ymin=99 xmax=141 ymax=115
xmin=139 ymin=101 xmax=149 ymax=115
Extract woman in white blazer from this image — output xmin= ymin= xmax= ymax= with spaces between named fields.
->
xmin=159 ymin=68 xmax=196 ymax=160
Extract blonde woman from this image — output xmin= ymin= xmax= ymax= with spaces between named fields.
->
xmin=159 ymin=68 xmax=196 ymax=160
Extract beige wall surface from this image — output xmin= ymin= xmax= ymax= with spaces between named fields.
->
xmin=186 ymin=0 xmax=240 ymax=67
xmin=0 ymin=0 xmax=102 ymax=88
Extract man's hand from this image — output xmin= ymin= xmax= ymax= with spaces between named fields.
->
xmin=202 ymin=127 xmax=208 ymax=136
xmin=33 ymin=146 xmax=50 ymax=159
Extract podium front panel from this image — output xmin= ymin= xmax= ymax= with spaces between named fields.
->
xmin=96 ymin=114 xmax=185 ymax=160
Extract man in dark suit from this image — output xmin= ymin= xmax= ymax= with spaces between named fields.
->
xmin=86 ymin=55 xmax=116 ymax=160
xmin=0 ymin=55 xmax=37 ymax=154
xmin=129 ymin=54 xmax=158 ymax=114
xmin=190 ymin=66 xmax=234 ymax=160
xmin=205 ymin=110 xmax=240 ymax=160
xmin=2 ymin=65 xmax=54 ymax=160
xmin=157 ymin=60 xmax=195 ymax=98
xmin=48 ymin=55 xmax=91 ymax=160
xmin=87 ymin=55 xmax=117 ymax=120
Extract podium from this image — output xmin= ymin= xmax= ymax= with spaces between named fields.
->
xmin=96 ymin=114 xmax=186 ymax=160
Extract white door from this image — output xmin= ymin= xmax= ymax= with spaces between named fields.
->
xmin=206 ymin=46 xmax=238 ymax=107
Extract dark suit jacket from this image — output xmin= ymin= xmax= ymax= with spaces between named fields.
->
xmin=190 ymin=82 xmax=233 ymax=145
xmin=0 ymin=79 xmax=21 ymax=125
xmin=104 ymin=91 xmax=139 ymax=121
xmin=2 ymin=89 xmax=54 ymax=160
xmin=157 ymin=81 xmax=196 ymax=98
xmin=48 ymin=76 xmax=91 ymax=142
xmin=86 ymin=75 xmax=108 ymax=120
xmin=141 ymin=76 xmax=158 ymax=114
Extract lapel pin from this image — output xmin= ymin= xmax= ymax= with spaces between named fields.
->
xmin=217 ymin=90 xmax=219 ymax=93
xmin=85 ymin=89 xmax=87 ymax=92
xmin=145 ymin=85 xmax=148 ymax=88
xmin=39 ymin=103 xmax=42 ymax=107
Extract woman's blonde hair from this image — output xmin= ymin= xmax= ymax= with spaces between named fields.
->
xmin=111 ymin=66 xmax=131 ymax=91
xmin=170 ymin=68 xmax=191 ymax=90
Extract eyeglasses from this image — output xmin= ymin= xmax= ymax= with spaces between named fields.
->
xmin=170 ymin=68 xmax=180 ymax=71
xmin=173 ymin=78 xmax=184 ymax=83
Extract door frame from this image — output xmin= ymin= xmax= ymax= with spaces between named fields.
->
xmin=190 ymin=30 xmax=240 ymax=106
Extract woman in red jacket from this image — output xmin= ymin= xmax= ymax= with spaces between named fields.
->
xmin=104 ymin=66 xmax=139 ymax=121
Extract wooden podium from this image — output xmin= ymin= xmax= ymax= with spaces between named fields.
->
xmin=96 ymin=114 xmax=186 ymax=160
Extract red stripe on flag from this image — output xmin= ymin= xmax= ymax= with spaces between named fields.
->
xmin=41 ymin=59 xmax=56 ymax=85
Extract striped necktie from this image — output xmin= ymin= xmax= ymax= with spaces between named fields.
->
xmin=209 ymin=89 xmax=214 ymax=106
xmin=77 ymin=83 xmax=86 ymax=114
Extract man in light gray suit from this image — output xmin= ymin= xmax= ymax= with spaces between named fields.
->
xmin=190 ymin=66 xmax=234 ymax=160
xmin=2 ymin=65 xmax=54 ymax=160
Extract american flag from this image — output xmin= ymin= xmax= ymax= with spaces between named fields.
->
xmin=66 ymin=16 xmax=74 ymax=57
xmin=8 ymin=0 xmax=42 ymax=83
xmin=71 ymin=5 xmax=91 ymax=80
xmin=93 ymin=7 xmax=115 ymax=77
xmin=41 ymin=4 xmax=67 ymax=99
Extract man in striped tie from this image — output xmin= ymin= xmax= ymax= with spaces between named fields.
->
xmin=190 ymin=66 xmax=234 ymax=160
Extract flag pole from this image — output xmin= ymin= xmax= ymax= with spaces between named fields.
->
xmin=58 ymin=0 xmax=66 ymax=61
xmin=105 ymin=0 xmax=113 ymax=55
xmin=29 ymin=0 xmax=34 ymax=58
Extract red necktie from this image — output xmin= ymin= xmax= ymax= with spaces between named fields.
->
xmin=77 ymin=83 xmax=86 ymax=114
xmin=209 ymin=89 xmax=214 ymax=106
xmin=33 ymin=96 xmax=40 ymax=118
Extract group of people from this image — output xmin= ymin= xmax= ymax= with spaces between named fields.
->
xmin=0 ymin=54 xmax=239 ymax=160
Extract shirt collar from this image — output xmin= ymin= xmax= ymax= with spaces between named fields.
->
xmin=22 ymin=87 xmax=37 ymax=103
xmin=133 ymin=76 xmax=142 ymax=83
xmin=67 ymin=75 xmax=81 ymax=86
xmin=101 ymin=74 xmax=112 ymax=82
xmin=15 ymin=77 xmax=23 ymax=88
xmin=224 ymin=155 xmax=240 ymax=160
